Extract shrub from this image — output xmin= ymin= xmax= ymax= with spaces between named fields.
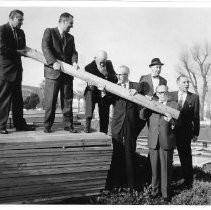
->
xmin=24 ymin=92 xmax=40 ymax=110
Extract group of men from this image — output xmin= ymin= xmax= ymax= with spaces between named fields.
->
xmin=0 ymin=10 xmax=200 ymax=203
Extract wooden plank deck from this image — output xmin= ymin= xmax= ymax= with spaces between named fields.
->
xmin=0 ymin=128 xmax=112 ymax=204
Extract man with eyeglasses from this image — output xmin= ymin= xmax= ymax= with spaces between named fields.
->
xmin=139 ymin=84 xmax=179 ymax=202
xmin=108 ymin=65 xmax=141 ymax=190
xmin=84 ymin=50 xmax=118 ymax=133
xmin=0 ymin=9 xmax=35 ymax=134
xmin=169 ymin=75 xmax=200 ymax=189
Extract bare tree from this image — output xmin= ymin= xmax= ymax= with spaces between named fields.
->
xmin=177 ymin=42 xmax=211 ymax=120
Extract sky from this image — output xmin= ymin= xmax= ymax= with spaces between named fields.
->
xmin=1 ymin=1 xmax=211 ymax=92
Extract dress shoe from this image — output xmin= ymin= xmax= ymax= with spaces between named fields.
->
xmin=16 ymin=124 xmax=36 ymax=131
xmin=184 ymin=182 xmax=193 ymax=189
xmin=64 ymin=127 xmax=78 ymax=133
xmin=44 ymin=127 xmax=52 ymax=133
xmin=150 ymin=191 xmax=161 ymax=199
xmin=163 ymin=196 xmax=171 ymax=203
xmin=0 ymin=129 xmax=8 ymax=134
xmin=84 ymin=119 xmax=91 ymax=133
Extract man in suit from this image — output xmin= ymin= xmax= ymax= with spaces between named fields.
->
xmin=109 ymin=65 xmax=140 ymax=190
xmin=0 ymin=9 xmax=35 ymax=134
xmin=42 ymin=12 xmax=78 ymax=133
xmin=84 ymin=50 xmax=118 ymax=134
xmin=139 ymin=58 xmax=167 ymax=97
xmin=140 ymin=84 xmax=179 ymax=202
xmin=137 ymin=58 xmax=167 ymax=136
xmin=170 ymin=75 xmax=200 ymax=188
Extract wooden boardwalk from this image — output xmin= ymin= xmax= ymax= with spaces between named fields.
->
xmin=0 ymin=128 xmax=112 ymax=204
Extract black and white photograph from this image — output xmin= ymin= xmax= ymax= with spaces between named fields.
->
xmin=0 ymin=0 xmax=211 ymax=205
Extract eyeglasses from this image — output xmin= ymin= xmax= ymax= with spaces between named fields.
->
xmin=116 ymin=74 xmax=128 ymax=76
xmin=157 ymin=91 xmax=167 ymax=94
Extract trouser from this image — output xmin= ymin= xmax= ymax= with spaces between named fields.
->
xmin=176 ymin=137 xmax=193 ymax=185
xmin=44 ymin=77 xmax=73 ymax=128
xmin=0 ymin=79 xmax=26 ymax=129
xmin=149 ymin=145 xmax=174 ymax=198
xmin=85 ymin=93 xmax=112 ymax=134
xmin=110 ymin=123 xmax=137 ymax=188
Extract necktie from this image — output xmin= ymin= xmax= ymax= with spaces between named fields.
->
xmin=178 ymin=93 xmax=183 ymax=109
xmin=61 ymin=33 xmax=66 ymax=50
xmin=13 ymin=29 xmax=18 ymax=49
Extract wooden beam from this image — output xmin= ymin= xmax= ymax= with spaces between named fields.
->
xmin=18 ymin=47 xmax=180 ymax=119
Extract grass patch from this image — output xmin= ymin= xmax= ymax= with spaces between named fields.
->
xmin=60 ymin=163 xmax=211 ymax=205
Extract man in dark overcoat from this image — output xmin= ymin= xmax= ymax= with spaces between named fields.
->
xmin=84 ymin=50 xmax=118 ymax=134
xmin=109 ymin=65 xmax=141 ymax=189
xmin=0 ymin=9 xmax=35 ymax=134
xmin=169 ymin=75 xmax=200 ymax=188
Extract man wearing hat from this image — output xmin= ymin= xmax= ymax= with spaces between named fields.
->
xmin=139 ymin=58 xmax=167 ymax=97
xmin=136 ymin=58 xmax=167 ymax=136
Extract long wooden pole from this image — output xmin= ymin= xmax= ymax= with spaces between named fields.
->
xmin=18 ymin=47 xmax=180 ymax=119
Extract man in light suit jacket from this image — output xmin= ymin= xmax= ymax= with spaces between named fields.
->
xmin=137 ymin=58 xmax=167 ymax=136
xmin=0 ymin=9 xmax=35 ymax=134
xmin=140 ymin=84 xmax=179 ymax=202
xmin=84 ymin=50 xmax=118 ymax=134
xmin=42 ymin=12 xmax=78 ymax=133
xmin=169 ymin=75 xmax=200 ymax=188
xmin=109 ymin=65 xmax=141 ymax=190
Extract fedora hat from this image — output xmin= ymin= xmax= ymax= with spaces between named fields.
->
xmin=149 ymin=58 xmax=164 ymax=67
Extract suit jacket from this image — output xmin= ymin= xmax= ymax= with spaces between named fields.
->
xmin=41 ymin=27 xmax=78 ymax=80
xmin=111 ymin=82 xmax=141 ymax=139
xmin=169 ymin=91 xmax=200 ymax=139
xmin=0 ymin=23 xmax=25 ymax=82
xmin=139 ymin=74 xmax=167 ymax=96
xmin=140 ymin=100 xmax=179 ymax=150
xmin=84 ymin=60 xmax=118 ymax=98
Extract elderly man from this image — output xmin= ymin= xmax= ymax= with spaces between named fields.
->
xmin=140 ymin=85 xmax=179 ymax=202
xmin=169 ymin=75 xmax=200 ymax=188
xmin=139 ymin=58 xmax=167 ymax=97
xmin=137 ymin=58 xmax=167 ymax=136
xmin=0 ymin=9 xmax=35 ymax=134
xmin=42 ymin=12 xmax=78 ymax=133
xmin=84 ymin=50 xmax=118 ymax=134
xmin=109 ymin=65 xmax=141 ymax=190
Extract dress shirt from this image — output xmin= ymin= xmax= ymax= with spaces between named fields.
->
xmin=9 ymin=22 xmax=18 ymax=47
xmin=151 ymin=75 xmax=159 ymax=93
xmin=178 ymin=91 xmax=187 ymax=108
xmin=121 ymin=81 xmax=129 ymax=89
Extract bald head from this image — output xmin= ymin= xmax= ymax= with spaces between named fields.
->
xmin=95 ymin=50 xmax=107 ymax=65
xmin=95 ymin=50 xmax=108 ymax=72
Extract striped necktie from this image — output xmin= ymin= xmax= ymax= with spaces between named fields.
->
xmin=61 ymin=33 xmax=66 ymax=50
xmin=178 ymin=93 xmax=183 ymax=110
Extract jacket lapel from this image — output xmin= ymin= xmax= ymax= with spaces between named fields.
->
xmin=129 ymin=81 xmax=133 ymax=89
xmin=148 ymin=74 xmax=154 ymax=95
xmin=158 ymin=76 xmax=163 ymax=85
xmin=182 ymin=91 xmax=191 ymax=110
xmin=6 ymin=23 xmax=17 ymax=47
xmin=54 ymin=27 xmax=63 ymax=51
